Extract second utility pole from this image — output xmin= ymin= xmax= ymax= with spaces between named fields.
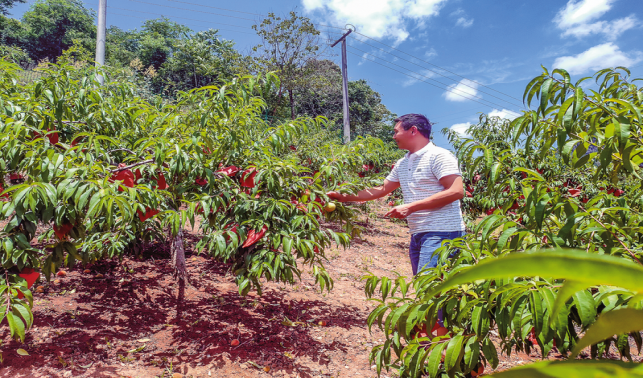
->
xmin=331 ymin=29 xmax=352 ymax=144
xmin=95 ymin=0 xmax=107 ymax=85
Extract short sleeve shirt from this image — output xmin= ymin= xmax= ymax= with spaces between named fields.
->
xmin=386 ymin=142 xmax=465 ymax=234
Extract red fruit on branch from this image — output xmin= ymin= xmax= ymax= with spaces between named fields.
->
xmin=217 ymin=165 xmax=240 ymax=177
xmin=110 ymin=164 xmax=135 ymax=191
xmin=34 ymin=127 xmax=59 ymax=145
xmin=465 ymin=191 xmax=473 ymax=198
xmin=0 ymin=184 xmax=8 ymax=200
xmin=358 ymin=172 xmax=366 ymax=178
xmin=240 ymin=168 xmax=257 ymax=188
xmin=137 ymin=208 xmax=159 ymax=222
xmin=53 ymin=222 xmax=73 ymax=240
xmin=473 ymin=174 xmax=482 ymax=182
xmin=471 ymin=364 xmax=485 ymax=377
xmin=388 ymin=201 xmax=395 ymax=206
xmin=581 ymin=197 xmax=589 ymax=203
xmin=607 ymin=188 xmax=615 ymax=194
xmin=195 ymin=177 xmax=208 ymax=186
xmin=241 ymin=225 xmax=268 ymax=248
xmin=289 ymin=145 xmax=297 ymax=151
xmin=614 ymin=189 xmax=624 ymax=197
xmin=314 ymin=246 xmax=320 ymax=254
xmin=568 ymin=188 xmax=581 ymax=197
xmin=17 ymin=268 xmax=40 ymax=299
xmin=9 ymin=173 xmax=24 ymax=181
xmin=223 ymin=223 xmax=239 ymax=243
xmin=520 ymin=172 xmax=528 ymax=179
xmin=486 ymin=208 xmax=496 ymax=215
xmin=510 ymin=202 xmax=520 ymax=210
xmin=155 ymin=173 xmax=168 ymax=190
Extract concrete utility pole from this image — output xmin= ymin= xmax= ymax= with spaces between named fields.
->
xmin=331 ymin=29 xmax=353 ymax=144
xmin=95 ymin=0 xmax=107 ymax=85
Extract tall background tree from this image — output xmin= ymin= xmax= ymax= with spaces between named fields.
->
xmin=20 ymin=0 xmax=95 ymax=62
xmin=252 ymin=11 xmax=323 ymax=120
xmin=0 ymin=0 xmax=25 ymax=16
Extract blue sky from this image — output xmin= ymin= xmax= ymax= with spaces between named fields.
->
xmin=8 ymin=0 xmax=643 ymax=149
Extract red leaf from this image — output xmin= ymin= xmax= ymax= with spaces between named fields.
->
xmin=53 ymin=222 xmax=73 ymax=240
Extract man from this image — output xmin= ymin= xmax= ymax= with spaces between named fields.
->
xmin=327 ymin=113 xmax=466 ymax=276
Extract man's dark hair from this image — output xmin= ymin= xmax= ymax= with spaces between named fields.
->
xmin=395 ymin=114 xmax=432 ymax=139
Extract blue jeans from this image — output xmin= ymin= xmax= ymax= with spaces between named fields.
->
xmin=410 ymin=230 xmax=465 ymax=327
xmin=409 ymin=230 xmax=466 ymax=275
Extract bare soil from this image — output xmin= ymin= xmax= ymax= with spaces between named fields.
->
xmin=0 ymin=200 xmax=639 ymax=378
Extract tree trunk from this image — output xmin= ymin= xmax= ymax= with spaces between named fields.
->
xmin=170 ymin=227 xmax=187 ymax=282
xmin=272 ymin=84 xmax=284 ymax=117
xmin=289 ymin=89 xmax=295 ymax=120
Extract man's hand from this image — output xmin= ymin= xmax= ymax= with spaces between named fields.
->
xmin=326 ymin=191 xmax=348 ymax=202
xmin=384 ymin=204 xmax=413 ymax=219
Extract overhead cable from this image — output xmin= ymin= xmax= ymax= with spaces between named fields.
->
xmin=353 ymin=31 xmax=524 ymax=103
xmin=346 ymin=49 xmax=521 ymax=111
xmin=349 ymin=38 xmax=524 ymax=109
xmin=108 ymin=10 xmax=256 ymax=34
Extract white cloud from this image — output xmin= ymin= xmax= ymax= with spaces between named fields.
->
xmin=450 ymin=122 xmax=471 ymax=137
xmin=555 ymin=0 xmax=614 ymax=28
xmin=554 ymin=0 xmax=638 ymax=39
xmin=455 ymin=17 xmax=473 ymax=28
xmin=561 ymin=15 xmax=638 ymax=39
xmin=425 ymin=47 xmax=437 ymax=58
xmin=488 ymin=109 xmax=520 ymax=120
xmin=443 ymin=79 xmax=480 ymax=102
xmin=302 ymin=0 xmax=449 ymax=43
xmin=553 ymin=43 xmax=643 ymax=75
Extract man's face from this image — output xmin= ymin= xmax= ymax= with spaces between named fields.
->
xmin=392 ymin=122 xmax=414 ymax=150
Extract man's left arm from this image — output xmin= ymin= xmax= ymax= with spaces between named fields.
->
xmin=384 ymin=174 xmax=464 ymax=219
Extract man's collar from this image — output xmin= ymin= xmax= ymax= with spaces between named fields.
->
xmin=405 ymin=142 xmax=433 ymax=159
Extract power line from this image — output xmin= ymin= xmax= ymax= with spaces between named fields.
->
xmin=108 ymin=6 xmax=254 ymax=32
xmin=122 ymin=0 xmax=346 ymax=31
xmin=125 ymin=0 xmax=256 ymax=21
xmin=352 ymin=31 xmax=524 ymax=104
xmin=349 ymin=38 xmax=524 ymax=109
xmin=347 ymin=47 xmax=521 ymax=111
xmin=348 ymin=43 xmax=514 ymax=108
xmin=108 ymin=11 xmax=256 ymax=35
xmin=349 ymin=51 xmax=520 ymax=107
xmin=166 ymin=0 xmax=265 ymax=16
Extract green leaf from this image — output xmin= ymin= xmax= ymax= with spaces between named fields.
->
xmin=427 ymin=342 xmax=447 ymax=378
xmin=421 ymin=250 xmax=643 ymax=301
xmin=572 ymin=289 xmax=596 ymax=329
xmin=482 ymin=337 xmax=498 ymax=369
xmin=539 ymin=78 xmax=553 ymax=116
xmin=551 ymin=280 xmax=588 ymax=324
xmin=444 ymin=334 xmax=464 ymax=372
xmin=570 ymin=308 xmax=643 ymax=359
xmin=490 ymin=359 xmax=643 ymax=377
xmin=6 ymin=311 xmax=25 ymax=342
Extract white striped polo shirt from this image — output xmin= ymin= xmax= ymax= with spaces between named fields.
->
xmin=386 ymin=142 xmax=465 ymax=234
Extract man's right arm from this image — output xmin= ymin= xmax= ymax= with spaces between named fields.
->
xmin=327 ymin=179 xmax=400 ymax=202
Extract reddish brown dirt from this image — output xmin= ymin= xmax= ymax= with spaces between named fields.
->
xmin=0 ymin=200 xmax=640 ymax=377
